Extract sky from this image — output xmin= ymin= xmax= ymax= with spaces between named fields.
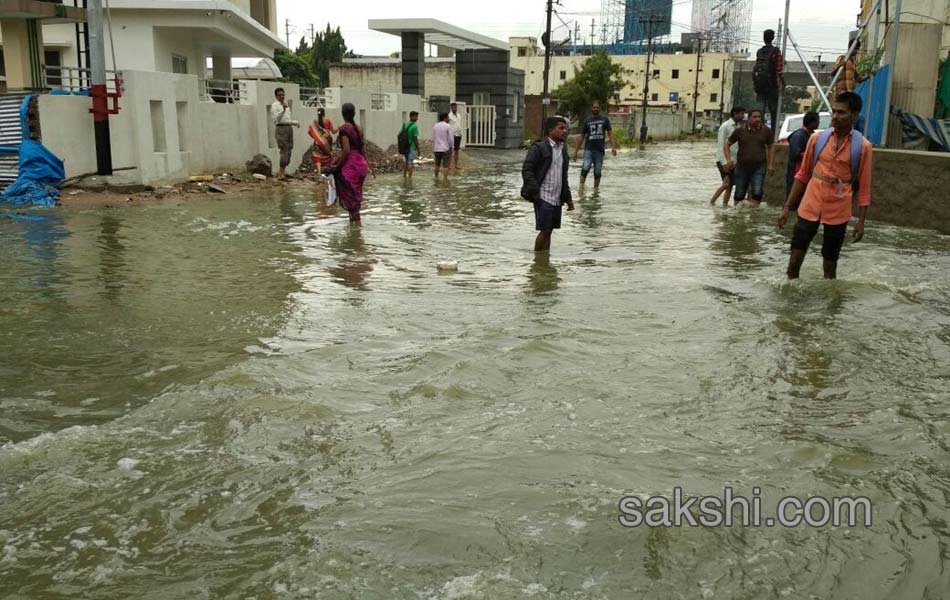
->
xmin=275 ymin=0 xmax=862 ymax=61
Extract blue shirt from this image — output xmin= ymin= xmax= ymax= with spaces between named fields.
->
xmin=787 ymin=127 xmax=811 ymax=190
xmin=582 ymin=115 xmax=612 ymax=152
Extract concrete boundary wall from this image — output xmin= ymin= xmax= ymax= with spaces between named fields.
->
xmin=766 ymin=143 xmax=950 ymax=235
xmin=38 ymin=73 xmax=437 ymax=186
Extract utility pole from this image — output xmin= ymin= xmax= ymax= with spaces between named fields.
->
xmin=881 ymin=0 xmax=904 ymax=147
xmin=639 ymin=16 xmax=660 ymax=144
xmin=285 ymin=19 xmax=291 ymax=47
xmin=88 ymin=0 xmax=112 ymax=175
xmin=776 ymin=0 xmax=791 ymax=137
xmin=692 ymin=37 xmax=703 ymax=133
xmin=574 ymin=22 xmax=580 ymax=53
xmin=541 ymin=0 xmax=554 ymax=136
xmin=719 ymin=57 xmax=728 ymax=124
xmin=590 ymin=19 xmax=595 ymax=55
xmin=309 ymin=23 xmax=315 ymax=46
xmin=602 ymin=23 xmax=607 ymax=49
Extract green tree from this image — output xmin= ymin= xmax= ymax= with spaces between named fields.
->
xmin=311 ymin=25 xmax=350 ymax=88
xmin=553 ymin=51 xmax=627 ymax=120
xmin=273 ymin=48 xmax=318 ymax=87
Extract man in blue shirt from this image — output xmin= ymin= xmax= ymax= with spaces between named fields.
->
xmin=573 ymin=100 xmax=618 ymax=189
xmin=786 ymin=111 xmax=820 ymax=207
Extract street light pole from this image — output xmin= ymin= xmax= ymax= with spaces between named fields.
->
xmin=88 ymin=0 xmax=112 ymax=175
xmin=541 ymin=0 xmax=554 ymax=136
xmin=776 ymin=0 xmax=791 ymax=134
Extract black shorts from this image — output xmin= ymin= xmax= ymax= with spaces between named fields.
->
xmin=434 ymin=151 xmax=452 ymax=167
xmin=534 ymin=201 xmax=562 ymax=231
xmin=791 ymin=217 xmax=848 ymax=262
xmin=716 ymin=161 xmax=732 ymax=181
xmin=454 ymin=135 xmax=462 ymax=151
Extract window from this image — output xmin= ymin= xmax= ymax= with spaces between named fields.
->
xmin=172 ymin=54 xmax=187 ymax=74
xmin=150 ymin=101 xmax=166 ymax=153
xmin=518 ymin=47 xmax=527 ymax=57
xmin=672 ymin=69 xmax=680 ymax=79
xmin=511 ymin=92 xmax=520 ymax=123
xmin=710 ymin=93 xmax=718 ymax=103
xmin=44 ymin=50 xmax=62 ymax=86
xmin=559 ymin=70 xmax=566 ymax=80
xmin=652 ymin=69 xmax=660 ymax=78
xmin=712 ymin=68 xmax=721 ymax=79
xmin=651 ymin=93 xmax=658 ymax=102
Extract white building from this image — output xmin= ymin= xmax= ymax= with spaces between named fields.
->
xmin=1 ymin=0 xmax=283 ymax=90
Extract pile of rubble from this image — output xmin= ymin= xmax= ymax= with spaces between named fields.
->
xmin=294 ymin=138 xmax=438 ymax=177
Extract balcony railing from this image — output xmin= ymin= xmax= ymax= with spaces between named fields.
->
xmin=41 ymin=65 xmax=123 ymax=94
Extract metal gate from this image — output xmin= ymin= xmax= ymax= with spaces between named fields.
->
xmin=467 ymin=105 xmax=496 ymax=147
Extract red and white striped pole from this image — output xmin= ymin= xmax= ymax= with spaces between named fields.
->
xmin=87 ymin=0 xmax=112 ymax=175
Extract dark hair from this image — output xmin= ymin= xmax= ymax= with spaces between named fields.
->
xmin=749 ymin=108 xmax=763 ymax=118
xmin=852 ymin=38 xmax=862 ymax=51
xmin=409 ymin=110 xmax=419 ymax=118
xmin=803 ymin=111 xmax=820 ymax=128
xmin=835 ymin=91 xmax=863 ymax=113
xmin=450 ymin=102 xmax=457 ymax=107
xmin=341 ymin=102 xmax=356 ymax=125
xmin=544 ymin=116 xmax=567 ymax=134
xmin=438 ymin=112 xmax=449 ymax=121
xmin=730 ymin=106 xmax=746 ymax=118
xmin=317 ymin=107 xmax=326 ymax=120
xmin=592 ymin=99 xmax=601 ymax=106
xmin=764 ymin=29 xmax=775 ymax=44
xmin=274 ymin=87 xmax=285 ymax=96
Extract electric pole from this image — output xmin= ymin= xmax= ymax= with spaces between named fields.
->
xmin=692 ymin=37 xmax=703 ymax=133
xmin=541 ymin=0 xmax=554 ymax=136
xmin=285 ymin=19 xmax=291 ymax=47
xmin=309 ymin=23 xmax=315 ymax=46
xmin=88 ymin=0 xmax=112 ymax=175
xmin=719 ymin=57 xmax=728 ymax=124
xmin=776 ymin=0 xmax=791 ymax=136
xmin=590 ymin=19 xmax=595 ymax=55
xmin=639 ymin=16 xmax=661 ymax=144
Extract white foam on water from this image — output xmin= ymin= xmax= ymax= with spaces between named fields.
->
xmin=116 ymin=458 xmax=139 ymax=471
xmin=565 ymin=516 xmax=587 ymax=532
xmin=440 ymin=573 xmax=481 ymax=599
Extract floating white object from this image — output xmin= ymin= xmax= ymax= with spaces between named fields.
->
xmin=252 ymin=173 xmax=267 ymax=181
xmin=437 ymin=261 xmax=458 ymax=272
xmin=322 ymin=175 xmax=337 ymax=206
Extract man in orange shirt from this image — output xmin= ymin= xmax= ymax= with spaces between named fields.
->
xmin=778 ymin=91 xmax=873 ymax=279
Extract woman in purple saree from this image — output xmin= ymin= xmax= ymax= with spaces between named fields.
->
xmin=330 ymin=102 xmax=375 ymax=225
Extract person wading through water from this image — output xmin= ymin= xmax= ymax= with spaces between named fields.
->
xmin=522 ymin=116 xmax=574 ymax=253
xmin=778 ymin=92 xmax=873 ymax=280
xmin=330 ymin=102 xmax=376 ymax=226
xmin=573 ymin=100 xmax=618 ymax=190
xmin=308 ymin=107 xmax=337 ymax=172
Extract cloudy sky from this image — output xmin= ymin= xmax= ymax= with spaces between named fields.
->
xmin=275 ymin=0 xmax=861 ymax=60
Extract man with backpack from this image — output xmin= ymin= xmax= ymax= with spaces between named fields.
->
xmin=753 ymin=29 xmax=785 ymax=132
xmin=398 ymin=111 xmax=420 ymax=179
xmin=778 ymin=92 xmax=873 ymax=280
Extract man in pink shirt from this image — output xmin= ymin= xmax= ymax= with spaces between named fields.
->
xmin=432 ymin=112 xmax=455 ymax=180
xmin=778 ymin=91 xmax=873 ymax=280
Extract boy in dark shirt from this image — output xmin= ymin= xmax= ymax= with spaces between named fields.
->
xmin=573 ymin=100 xmax=618 ymax=189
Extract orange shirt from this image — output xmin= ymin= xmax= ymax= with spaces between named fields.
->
xmin=794 ymin=129 xmax=873 ymax=225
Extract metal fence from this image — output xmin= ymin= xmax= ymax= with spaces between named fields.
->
xmin=467 ymin=105 xmax=496 ymax=147
xmin=201 ymin=79 xmax=243 ymax=104
xmin=41 ymin=65 xmax=122 ymax=94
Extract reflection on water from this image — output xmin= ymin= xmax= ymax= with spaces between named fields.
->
xmin=2 ymin=145 xmax=950 ymax=599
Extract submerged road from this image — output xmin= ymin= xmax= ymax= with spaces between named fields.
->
xmin=2 ymin=144 xmax=950 ymax=598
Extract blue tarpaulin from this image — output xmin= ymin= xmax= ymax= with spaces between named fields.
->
xmin=855 ymin=64 xmax=890 ymax=146
xmin=893 ymin=108 xmax=950 ymax=151
xmin=0 ymin=95 xmax=66 ymax=207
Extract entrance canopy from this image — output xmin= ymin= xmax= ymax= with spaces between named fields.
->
xmin=368 ymin=19 xmax=508 ymax=51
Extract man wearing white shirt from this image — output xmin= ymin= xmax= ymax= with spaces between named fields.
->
xmin=709 ymin=106 xmax=745 ymax=206
xmin=270 ymin=88 xmax=300 ymax=179
xmin=448 ymin=102 xmax=464 ymax=170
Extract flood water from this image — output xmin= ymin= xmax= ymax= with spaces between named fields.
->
xmin=2 ymin=144 xmax=950 ymax=599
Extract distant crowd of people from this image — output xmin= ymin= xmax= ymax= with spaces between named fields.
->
xmin=267 ymin=26 xmax=874 ymax=281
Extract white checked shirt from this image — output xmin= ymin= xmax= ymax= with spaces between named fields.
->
xmin=539 ymin=138 xmax=564 ymax=206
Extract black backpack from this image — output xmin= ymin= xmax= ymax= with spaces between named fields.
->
xmin=397 ymin=123 xmax=410 ymax=155
xmin=752 ymin=45 xmax=779 ymax=96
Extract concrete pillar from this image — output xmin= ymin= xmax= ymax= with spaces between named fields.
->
xmin=401 ymin=32 xmax=425 ymax=97
xmin=0 ymin=19 xmax=45 ymax=90
xmin=211 ymin=53 xmax=232 ymax=82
